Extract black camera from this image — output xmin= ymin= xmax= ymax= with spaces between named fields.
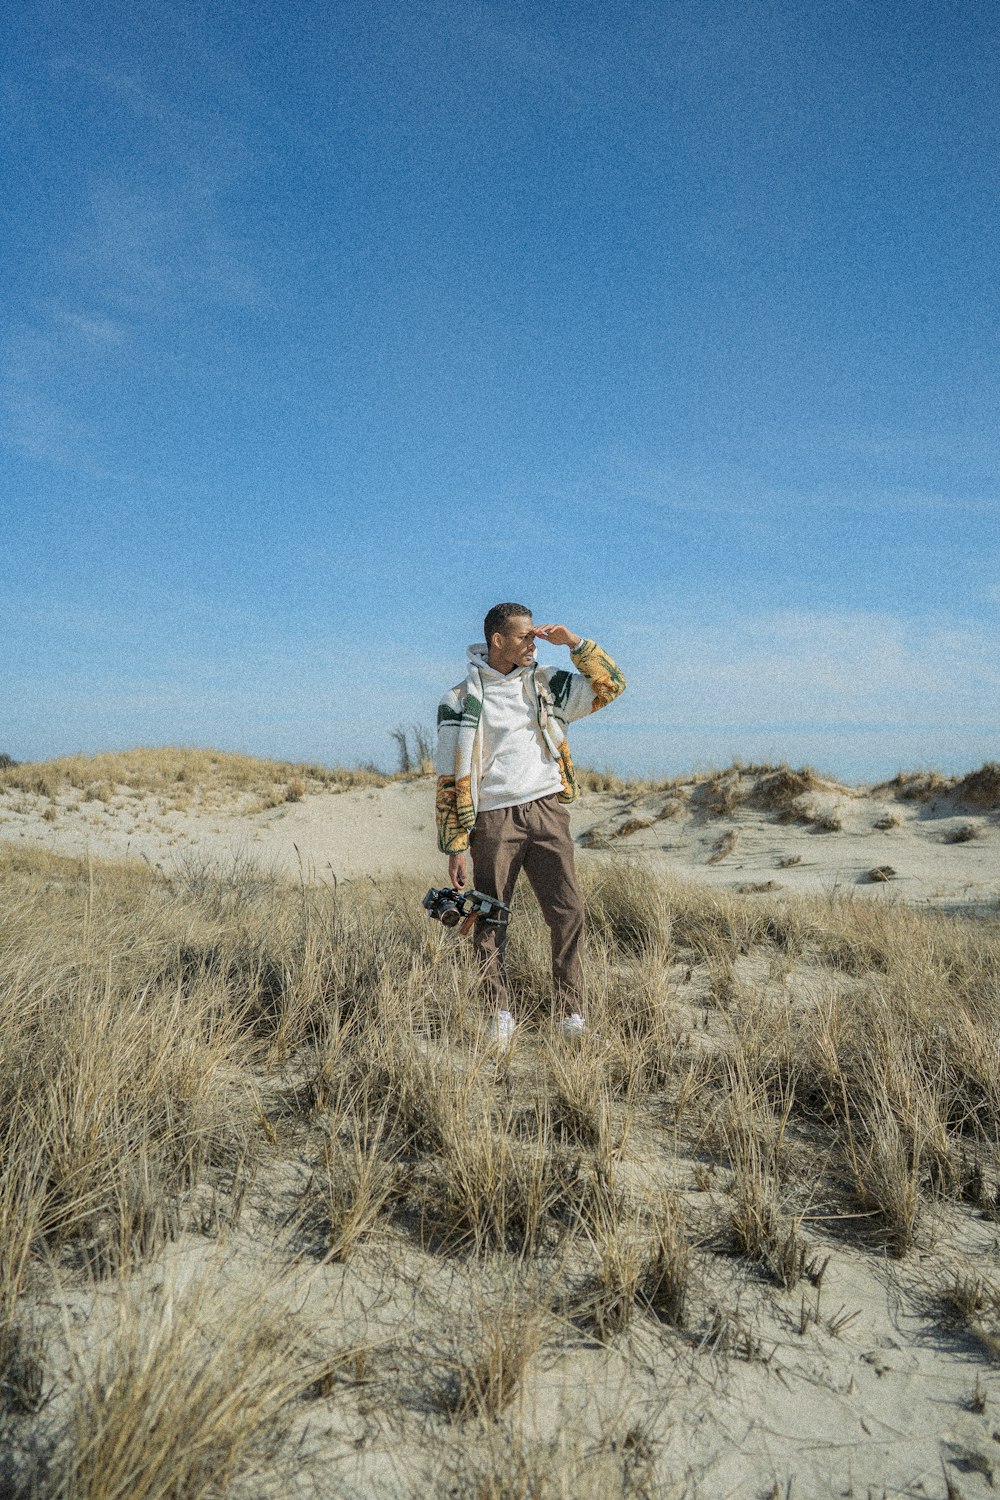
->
xmin=422 ymin=886 xmax=511 ymax=935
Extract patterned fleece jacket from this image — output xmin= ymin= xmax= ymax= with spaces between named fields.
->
xmin=435 ymin=638 xmax=627 ymax=854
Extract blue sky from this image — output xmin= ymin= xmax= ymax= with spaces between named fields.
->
xmin=2 ymin=0 xmax=998 ymax=780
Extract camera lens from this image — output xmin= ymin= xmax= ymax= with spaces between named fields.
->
xmin=439 ymin=906 xmax=461 ymax=927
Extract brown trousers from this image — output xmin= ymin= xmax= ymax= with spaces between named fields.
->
xmin=469 ymin=793 xmax=585 ymax=1011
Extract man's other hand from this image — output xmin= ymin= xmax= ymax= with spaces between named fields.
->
xmin=532 ymin=624 xmax=582 ymax=649
xmin=448 ymin=852 xmax=467 ymax=889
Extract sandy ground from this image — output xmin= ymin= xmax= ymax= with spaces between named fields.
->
xmin=4 ymin=764 xmax=1000 ymax=1497
xmin=51 ymin=1184 xmax=1000 ymax=1500
xmin=1 ymin=771 xmax=997 ymax=912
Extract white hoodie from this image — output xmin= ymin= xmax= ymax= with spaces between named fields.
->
xmin=468 ymin=645 xmax=564 ymax=813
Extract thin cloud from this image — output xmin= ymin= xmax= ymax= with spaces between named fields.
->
xmin=611 ymin=458 xmax=999 ymax=518
xmin=49 ymin=59 xmax=170 ymax=125
xmin=3 ymin=64 xmax=266 ymax=475
xmin=72 ymin=177 xmax=265 ymax=314
xmin=49 ymin=308 xmax=129 ymax=345
xmin=619 ymin=609 xmax=999 ymax=729
xmin=763 ymin=419 xmax=1000 ymax=473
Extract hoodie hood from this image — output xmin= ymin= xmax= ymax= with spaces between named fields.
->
xmin=467 ymin=642 xmax=542 ymax=680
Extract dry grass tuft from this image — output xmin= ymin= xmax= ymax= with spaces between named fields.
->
xmin=707 ymin=829 xmax=739 ymax=864
xmin=698 ymin=770 xmax=746 ymax=817
xmin=576 ymin=766 xmax=629 ymax=793
xmin=584 ymin=863 xmax=671 ymax=957
xmin=709 ymin=1055 xmax=805 ymax=1286
xmin=438 ymin=1288 xmax=546 ymax=1421
xmin=438 ymin=1427 xmax=657 ymax=1500
xmin=726 ymin=1182 xmax=806 ymax=1289
xmin=749 ymin=766 xmax=822 ymax=813
xmin=420 ymin=1102 xmax=569 ymax=1256
xmin=546 ymin=1045 xmax=616 ymax=1151
xmin=313 ymin=1112 xmax=400 ymax=1263
xmin=47 ymin=1279 xmax=320 ymax=1500
xmin=953 ymin=762 xmax=1000 ymax=811
xmin=639 ymin=1194 xmax=691 ymax=1326
xmin=614 ymin=818 xmax=654 ymax=838
xmin=876 ymin=769 xmax=954 ymax=803
xmin=938 ymin=1272 xmax=1000 ymax=1326
xmin=0 ymin=1314 xmax=46 ymax=1417
xmin=583 ymin=1221 xmax=647 ymax=1338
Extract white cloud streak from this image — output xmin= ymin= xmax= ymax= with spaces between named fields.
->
xmin=2 ymin=63 xmax=264 ymax=473
xmin=618 ymin=609 xmax=999 ymax=731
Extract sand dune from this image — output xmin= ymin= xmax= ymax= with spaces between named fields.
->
xmin=2 ymin=755 xmax=1000 ymax=1497
xmin=1 ymin=759 xmax=996 ymax=911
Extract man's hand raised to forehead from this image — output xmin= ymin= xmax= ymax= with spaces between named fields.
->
xmin=531 ymin=624 xmax=582 ymax=649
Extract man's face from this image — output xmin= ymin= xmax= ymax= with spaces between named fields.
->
xmin=499 ymin=615 xmax=536 ymax=666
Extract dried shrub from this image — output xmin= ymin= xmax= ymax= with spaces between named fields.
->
xmin=876 ymin=770 xmax=952 ymax=803
xmin=953 ymin=762 xmax=1000 ymax=811
xmin=749 ymin=767 xmax=821 ymax=814
xmin=614 ymin=818 xmax=653 ymax=838
xmin=707 ymin=830 xmax=738 ymax=864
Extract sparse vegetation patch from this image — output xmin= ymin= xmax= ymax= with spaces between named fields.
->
xmin=1 ymin=837 xmax=999 ymax=1495
xmin=953 ymin=762 xmax=1000 ymax=811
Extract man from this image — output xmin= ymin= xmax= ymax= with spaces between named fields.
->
xmin=435 ymin=603 xmax=626 ymax=1043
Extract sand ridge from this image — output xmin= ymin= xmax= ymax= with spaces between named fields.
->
xmin=1 ymin=761 xmax=997 ymax=911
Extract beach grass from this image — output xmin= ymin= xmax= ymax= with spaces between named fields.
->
xmin=1 ymin=835 xmax=999 ymax=1495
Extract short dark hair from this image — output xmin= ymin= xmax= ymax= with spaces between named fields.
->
xmin=484 ymin=602 xmax=532 ymax=645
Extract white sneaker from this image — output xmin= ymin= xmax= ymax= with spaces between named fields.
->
xmin=557 ymin=1012 xmax=586 ymax=1040
xmin=487 ymin=1009 xmax=517 ymax=1047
